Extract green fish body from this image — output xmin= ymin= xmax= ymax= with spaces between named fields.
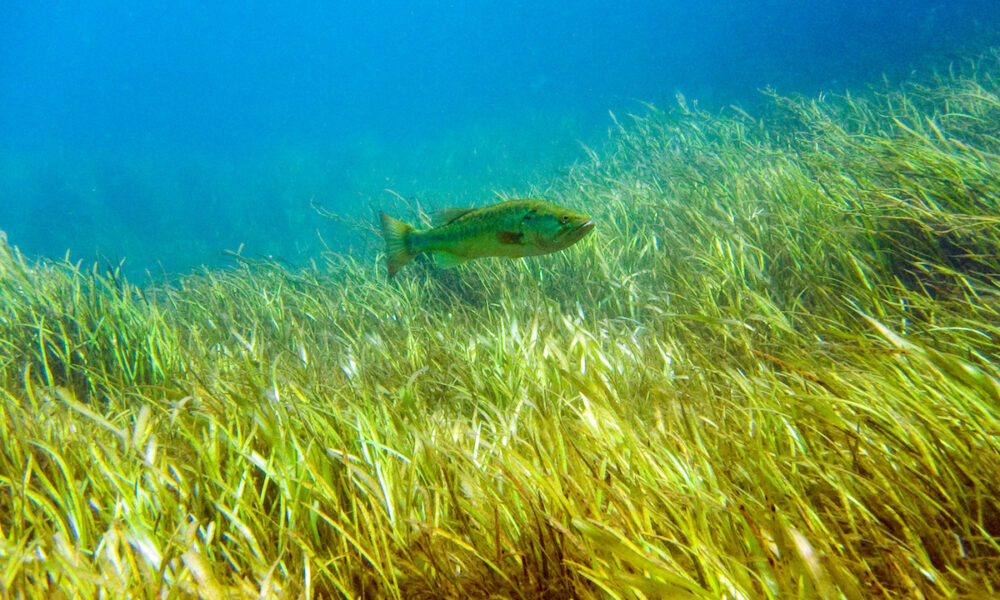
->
xmin=379 ymin=199 xmax=595 ymax=276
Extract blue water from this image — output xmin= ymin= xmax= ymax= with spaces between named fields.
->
xmin=2 ymin=1 xmax=998 ymax=276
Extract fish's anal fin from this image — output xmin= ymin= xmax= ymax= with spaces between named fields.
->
xmin=496 ymin=231 xmax=523 ymax=245
xmin=434 ymin=252 xmax=469 ymax=269
xmin=433 ymin=208 xmax=476 ymax=227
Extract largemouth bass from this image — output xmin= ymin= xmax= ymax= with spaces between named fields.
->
xmin=379 ymin=198 xmax=594 ymax=276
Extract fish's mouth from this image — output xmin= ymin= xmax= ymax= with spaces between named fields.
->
xmin=569 ymin=219 xmax=595 ymax=242
xmin=542 ymin=218 xmax=595 ymax=250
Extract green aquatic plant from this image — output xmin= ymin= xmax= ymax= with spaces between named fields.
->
xmin=2 ymin=51 xmax=1000 ymax=598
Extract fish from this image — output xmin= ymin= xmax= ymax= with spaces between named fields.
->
xmin=378 ymin=198 xmax=595 ymax=276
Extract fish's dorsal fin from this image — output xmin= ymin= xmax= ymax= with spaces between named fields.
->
xmin=433 ymin=252 xmax=469 ymax=268
xmin=433 ymin=208 xmax=475 ymax=227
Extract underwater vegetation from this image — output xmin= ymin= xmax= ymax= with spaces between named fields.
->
xmin=1 ymin=52 xmax=1000 ymax=599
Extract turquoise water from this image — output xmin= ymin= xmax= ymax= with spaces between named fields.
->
xmin=2 ymin=1 xmax=998 ymax=278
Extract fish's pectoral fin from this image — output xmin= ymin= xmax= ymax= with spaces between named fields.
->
xmin=433 ymin=252 xmax=470 ymax=269
xmin=496 ymin=230 xmax=523 ymax=245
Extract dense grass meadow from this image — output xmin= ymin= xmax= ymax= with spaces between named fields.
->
xmin=3 ymin=52 xmax=1000 ymax=599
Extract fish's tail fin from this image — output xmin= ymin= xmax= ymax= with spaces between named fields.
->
xmin=379 ymin=212 xmax=416 ymax=276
